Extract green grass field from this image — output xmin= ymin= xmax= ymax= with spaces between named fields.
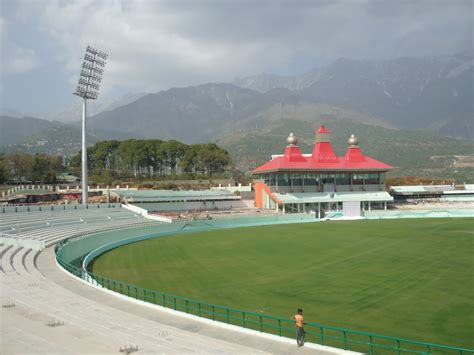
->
xmin=91 ymin=218 xmax=474 ymax=349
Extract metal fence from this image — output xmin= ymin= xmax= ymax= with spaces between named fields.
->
xmin=1 ymin=203 xmax=122 ymax=213
xmin=56 ymin=256 xmax=472 ymax=355
xmin=54 ymin=216 xmax=473 ymax=355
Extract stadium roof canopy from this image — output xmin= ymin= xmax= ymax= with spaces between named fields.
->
xmin=117 ymin=189 xmax=240 ymax=203
xmin=273 ymin=191 xmax=393 ymax=204
xmin=390 ymin=185 xmax=455 ymax=195
xmin=252 ymin=125 xmax=393 ymax=174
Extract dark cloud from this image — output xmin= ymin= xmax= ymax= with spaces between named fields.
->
xmin=1 ymin=0 xmax=472 ymax=114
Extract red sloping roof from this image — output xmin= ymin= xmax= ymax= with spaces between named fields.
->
xmin=284 ymin=145 xmax=307 ymax=162
xmin=252 ymin=155 xmax=392 ymax=172
xmin=252 ymin=125 xmax=393 ymax=173
xmin=340 ymin=155 xmax=393 ymax=170
xmin=344 ymin=146 xmax=366 ymax=162
xmin=253 ymin=156 xmax=312 ymax=172
xmin=312 ymin=142 xmax=338 ymax=162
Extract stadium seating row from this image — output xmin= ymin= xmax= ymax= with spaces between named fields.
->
xmin=0 ymin=206 xmax=307 ymax=354
xmin=0 ymin=206 xmax=161 ymax=247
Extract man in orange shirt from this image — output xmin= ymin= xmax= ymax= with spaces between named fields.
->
xmin=291 ymin=308 xmax=305 ymax=347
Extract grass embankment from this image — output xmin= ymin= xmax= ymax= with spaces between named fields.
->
xmin=91 ymin=218 xmax=474 ymax=349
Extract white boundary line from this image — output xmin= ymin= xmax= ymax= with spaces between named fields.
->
xmin=55 ymin=257 xmax=360 ymax=354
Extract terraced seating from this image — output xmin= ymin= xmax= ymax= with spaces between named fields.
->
xmin=0 ymin=207 xmax=322 ymax=354
xmin=0 ymin=205 xmax=162 ymax=249
xmin=1 ymin=206 xmax=130 ymax=228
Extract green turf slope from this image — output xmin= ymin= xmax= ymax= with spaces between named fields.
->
xmin=91 ymin=218 xmax=474 ymax=348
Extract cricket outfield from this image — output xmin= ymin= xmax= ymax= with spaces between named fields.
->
xmin=90 ymin=218 xmax=474 ymax=349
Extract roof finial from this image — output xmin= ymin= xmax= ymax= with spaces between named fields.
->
xmin=287 ymin=132 xmax=298 ymax=146
xmin=348 ymin=134 xmax=359 ymax=147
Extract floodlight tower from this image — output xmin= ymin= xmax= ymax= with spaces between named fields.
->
xmin=73 ymin=46 xmax=108 ymax=204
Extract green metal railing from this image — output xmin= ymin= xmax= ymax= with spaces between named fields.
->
xmin=56 ymin=254 xmax=473 ymax=355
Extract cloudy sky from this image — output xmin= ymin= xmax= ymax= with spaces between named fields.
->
xmin=0 ymin=0 xmax=472 ymax=117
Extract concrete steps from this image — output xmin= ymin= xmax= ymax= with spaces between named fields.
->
xmin=0 ymin=212 xmax=340 ymax=354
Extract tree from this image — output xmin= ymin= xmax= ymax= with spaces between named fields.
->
xmin=94 ymin=140 xmax=120 ymax=176
xmin=32 ymin=154 xmax=51 ymax=183
xmin=27 ymin=153 xmax=64 ymax=183
xmin=195 ymin=143 xmax=231 ymax=176
xmin=0 ymin=154 xmax=10 ymax=184
xmin=67 ymin=138 xmax=232 ymax=180
xmin=143 ymin=139 xmax=164 ymax=177
xmin=162 ymin=140 xmax=186 ymax=175
xmin=180 ymin=145 xmax=199 ymax=175
xmin=8 ymin=153 xmax=34 ymax=183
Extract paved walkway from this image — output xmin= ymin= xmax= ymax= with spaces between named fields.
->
xmin=1 ymin=245 xmax=350 ymax=354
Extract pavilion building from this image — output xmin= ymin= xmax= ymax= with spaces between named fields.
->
xmin=252 ymin=125 xmax=394 ymax=217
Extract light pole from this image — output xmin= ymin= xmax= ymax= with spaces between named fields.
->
xmin=73 ymin=46 xmax=108 ymax=204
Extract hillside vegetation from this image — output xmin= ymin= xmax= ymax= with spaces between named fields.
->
xmin=0 ymin=116 xmax=58 ymax=146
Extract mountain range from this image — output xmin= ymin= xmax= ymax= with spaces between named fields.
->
xmin=0 ymin=116 xmax=131 ymax=156
xmin=0 ymin=116 xmax=58 ymax=146
xmin=86 ymin=52 xmax=473 ymax=140
xmin=47 ymin=92 xmax=148 ymax=123
xmin=234 ymin=52 xmax=473 ymax=138
xmin=1 ymin=53 xmax=472 ymax=180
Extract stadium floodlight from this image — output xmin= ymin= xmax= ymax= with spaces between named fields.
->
xmin=73 ymin=45 xmax=108 ymax=204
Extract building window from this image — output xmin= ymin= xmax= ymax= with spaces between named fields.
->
xmin=335 ymin=173 xmax=351 ymax=185
xmin=290 ymin=173 xmax=303 ymax=187
xmin=322 ymin=173 xmax=335 ymax=184
xmin=379 ymin=173 xmax=385 ymax=184
xmin=352 ymin=173 xmax=367 ymax=185
xmin=366 ymin=173 xmax=379 ymax=184
xmin=277 ymin=173 xmax=291 ymax=186
xmin=302 ymin=172 xmax=319 ymax=186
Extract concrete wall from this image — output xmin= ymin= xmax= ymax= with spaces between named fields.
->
xmin=0 ymin=234 xmax=45 ymax=250
xmin=122 ymin=204 xmax=172 ymax=223
xmin=1 ymin=203 xmax=122 ymax=214
xmin=211 ymin=183 xmax=252 ymax=192
xmin=137 ymin=200 xmax=246 ymax=212
xmin=342 ymin=201 xmax=361 ymax=217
